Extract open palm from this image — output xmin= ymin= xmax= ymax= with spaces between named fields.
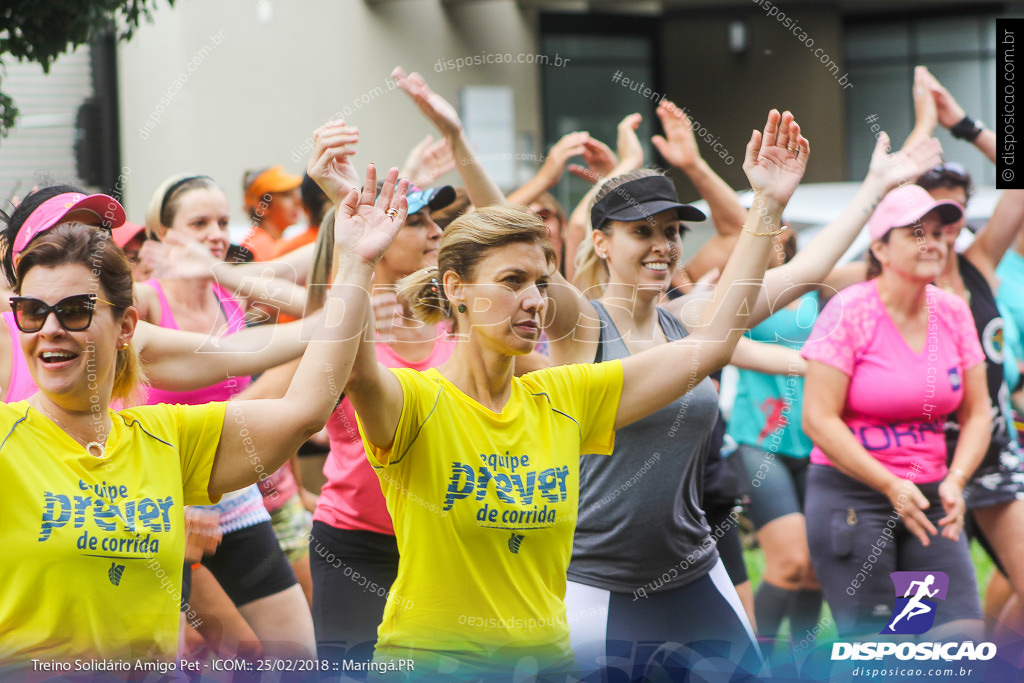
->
xmin=392 ymin=67 xmax=463 ymax=138
xmin=334 ymin=165 xmax=409 ymax=265
xmin=742 ymin=110 xmax=810 ymax=207
xmin=871 ymin=134 xmax=942 ymax=191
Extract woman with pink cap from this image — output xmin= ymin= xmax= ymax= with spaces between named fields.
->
xmin=0 ymin=169 xmax=409 ymax=664
xmin=801 ymin=184 xmax=991 ymax=638
xmin=0 ymin=185 xmax=315 ymax=406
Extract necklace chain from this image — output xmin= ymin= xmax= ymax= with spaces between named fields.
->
xmin=33 ymin=402 xmax=108 ymax=459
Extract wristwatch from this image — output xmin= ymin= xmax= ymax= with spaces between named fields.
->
xmin=950 ymin=115 xmax=984 ymax=142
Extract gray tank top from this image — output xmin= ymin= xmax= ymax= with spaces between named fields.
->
xmin=567 ymin=301 xmax=721 ymax=593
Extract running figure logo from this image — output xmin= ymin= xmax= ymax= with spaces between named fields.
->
xmin=882 ymin=571 xmax=949 ymax=634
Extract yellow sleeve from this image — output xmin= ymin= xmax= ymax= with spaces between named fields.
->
xmin=175 ymin=402 xmax=228 ymax=505
xmin=357 ymin=368 xmax=428 ymax=468
xmin=524 ymin=360 xmax=624 ymax=455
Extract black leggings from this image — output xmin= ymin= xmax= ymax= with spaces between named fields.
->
xmin=309 ymin=522 xmax=399 ymax=664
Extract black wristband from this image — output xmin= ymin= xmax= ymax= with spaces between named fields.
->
xmin=950 ymin=115 xmax=983 ymax=142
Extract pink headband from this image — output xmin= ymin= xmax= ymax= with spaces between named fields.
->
xmin=12 ymin=192 xmax=127 ymax=264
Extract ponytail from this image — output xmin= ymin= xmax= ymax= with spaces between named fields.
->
xmin=398 ymin=265 xmax=450 ymax=327
xmin=571 ymin=232 xmax=608 ymax=295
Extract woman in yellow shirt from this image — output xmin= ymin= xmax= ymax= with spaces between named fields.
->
xmin=312 ymin=81 xmax=810 ymax=678
xmin=0 ymin=171 xmax=409 ymax=666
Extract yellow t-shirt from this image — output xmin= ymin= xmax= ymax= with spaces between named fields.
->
xmin=0 ymin=401 xmax=225 ymax=664
xmin=359 ymin=361 xmax=623 ymax=672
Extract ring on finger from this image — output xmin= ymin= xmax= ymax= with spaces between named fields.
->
xmin=386 ymin=208 xmax=399 ymax=219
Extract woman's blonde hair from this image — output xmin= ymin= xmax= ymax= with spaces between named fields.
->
xmin=145 ymin=174 xmax=220 ymax=239
xmin=305 ymin=206 xmax=336 ymax=315
xmin=572 ymin=169 xmax=667 ymax=295
xmin=399 ymin=205 xmax=555 ymax=330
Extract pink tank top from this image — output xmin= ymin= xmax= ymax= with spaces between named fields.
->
xmin=142 ymin=280 xmax=251 ymax=405
xmin=313 ymin=327 xmax=456 ymax=535
xmin=4 ymin=312 xmax=38 ymax=403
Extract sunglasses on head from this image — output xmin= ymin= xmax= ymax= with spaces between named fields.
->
xmin=919 ymin=162 xmax=968 ymax=183
xmin=8 ymin=293 xmax=115 ymax=333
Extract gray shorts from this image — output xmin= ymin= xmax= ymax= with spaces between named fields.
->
xmin=805 ymin=464 xmax=982 ymax=636
xmin=736 ymin=444 xmax=809 ymax=529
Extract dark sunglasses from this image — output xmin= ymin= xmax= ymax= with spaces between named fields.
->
xmin=9 ymin=293 xmax=115 ymax=333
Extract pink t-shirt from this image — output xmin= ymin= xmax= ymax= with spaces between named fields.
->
xmin=142 ymin=280 xmax=251 ymax=405
xmin=4 ymin=312 xmax=38 ymax=402
xmin=801 ymin=281 xmax=984 ymax=482
xmin=313 ymin=327 xmax=456 ymax=535
xmin=259 ymin=461 xmax=299 ymax=513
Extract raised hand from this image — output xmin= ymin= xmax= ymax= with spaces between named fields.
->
xmin=615 ymin=113 xmax=645 ymax=173
xmin=742 ymin=109 xmax=810 ymax=208
xmin=536 ymin=131 xmax=590 ymax=187
xmin=401 ymin=134 xmax=456 ymax=188
xmin=308 ymin=120 xmax=361 ymax=205
xmin=912 ymin=66 xmax=939 ymax=136
xmin=148 ymin=230 xmax=220 ymax=280
xmin=569 ymin=136 xmax=617 ymax=184
xmin=334 ymin=165 xmax=409 ymax=266
xmin=652 ymin=100 xmax=702 ymax=171
xmin=392 ymin=66 xmax=462 ymax=139
xmin=917 ymin=66 xmax=967 ymax=129
xmin=869 ymin=133 xmax=943 ymax=191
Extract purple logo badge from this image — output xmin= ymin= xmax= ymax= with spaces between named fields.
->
xmin=881 ymin=571 xmax=949 ymax=635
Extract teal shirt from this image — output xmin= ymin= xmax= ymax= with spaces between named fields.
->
xmin=997 ymin=250 xmax=1024 ymax=392
xmin=726 ymin=292 xmax=818 ymax=457
xmin=996 ymin=251 xmax=1024 ymax=443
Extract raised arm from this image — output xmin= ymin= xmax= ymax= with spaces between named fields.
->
xmin=506 ymin=131 xmax=589 ymax=207
xmin=654 ymin=99 xmax=747 ymax=293
xmin=564 ymin=114 xmax=645 ymax=281
xmin=902 ymin=66 xmax=941 ymax=151
xmin=132 ymin=314 xmax=318 ymax=391
xmin=919 ymin=66 xmax=996 ymax=164
xmin=965 ymin=189 xmax=1024 ymax=279
xmin=615 ymin=110 xmax=809 ymax=429
xmin=208 ymin=166 xmax=408 ymax=497
xmin=148 ymin=231 xmax=310 ymax=317
xmin=392 ymin=66 xmax=504 ymax=208
xmin=753 ymin=133 xmax=943 ymax=320
xmin=399 ymin=134 xmax=456 ymax=189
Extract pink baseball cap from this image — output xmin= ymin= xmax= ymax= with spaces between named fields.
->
xmin=12 ymin=192 xmax=127 ymax=263
xmin=112 ymin=222 xmax=146 ymax=248
xmin=868 ymin=184 xmax=963 ymax=241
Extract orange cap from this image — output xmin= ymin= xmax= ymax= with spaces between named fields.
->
xmin=244 ymin=166 xmax=302 ymax=208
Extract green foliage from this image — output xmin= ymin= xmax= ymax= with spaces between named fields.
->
xmin=0 ymin=0 xmax=173 ymax=137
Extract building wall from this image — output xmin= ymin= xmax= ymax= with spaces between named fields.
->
xmin=0 ymin=47 xmax=95 ymax=202
xmin=117 ymin=0 xmax=543 ymax=222
xmin=660 ymin=5 xmax=848 ymax=197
